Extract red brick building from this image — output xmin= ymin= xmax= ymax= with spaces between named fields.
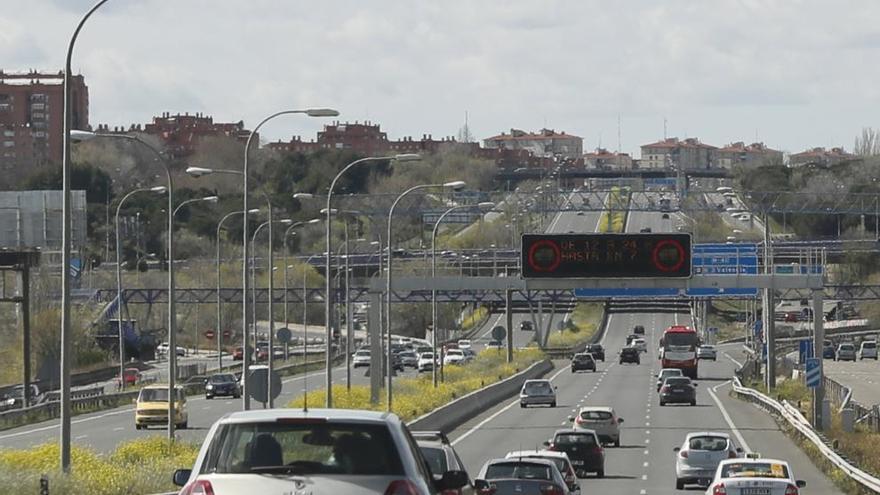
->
xmin=0 ymin=70 xmax=89 ymax=182
xmin=789 ymin=147 xmax=855 ymax=167
xmin=97 ymin=112 xmax=253 ymax=160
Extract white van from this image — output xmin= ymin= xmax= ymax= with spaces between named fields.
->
xmin=859 ymin=341 xmax=878 ymax=360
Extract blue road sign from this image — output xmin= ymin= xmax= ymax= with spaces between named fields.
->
xmin=805 ymin=357 xmax=821 ymax=388
xmin=798 ymin=339 xmax=814 ymax=364
xmin=574 ymin=287 xmax=680 ymax=298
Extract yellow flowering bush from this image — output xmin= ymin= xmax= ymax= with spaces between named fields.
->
xmin=288 ymin=347 xmax=544 ymax=421
xmin=0 ymin=438 xmax=199 ymax=495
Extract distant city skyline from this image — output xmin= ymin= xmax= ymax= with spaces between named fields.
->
xmin=5 ymin=1 xmax=880 ymax=155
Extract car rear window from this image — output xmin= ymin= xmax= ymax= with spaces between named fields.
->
xmin=720 ymin=462 xmax=790 ymax=479
xmin=863 ymin=342 xmax=876 ymax=349
xmin=524 ymin=456 xmax=567 ymax=474
xmin=524 ymin=382 xmax=552 ymax=394
xmin=688 ymin=436 xmax=729 ymax=451
xmin=840 ymin=344 xmax=854 ymax=351
xmin=665 ymin=377 xmax=691 ymax=386
xmin=579 ymin=410 xmax=612 ymax=421
xmin=574 ymin=354 xmax=593 ymax=361
xmin=485 ymin=462 xmax=552 ymax=480
xmin=202 ymin=421 xmax=404 ymax=476
xmin=554 ymin=433 xmax=598 ymax=447
xmin=661 ymin=370 xmax=683 ymax=378
xmin=419 ymin=446 xmax=448 ymax=475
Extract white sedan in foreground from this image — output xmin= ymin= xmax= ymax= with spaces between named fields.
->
xmin=706 ymin=457 xmax=806 ymax=495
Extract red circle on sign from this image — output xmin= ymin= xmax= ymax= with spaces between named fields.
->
xmin=222 ymin=330 xmax=231 ymax=339
xmin=204 ymin=330 xmax=215 ymax=339
xmin=651 ymin=239 xmax=686 ymax=273
xmin=528 ymin=239 xmax=561 ymax=273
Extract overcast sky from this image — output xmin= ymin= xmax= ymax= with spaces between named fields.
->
xmin=4 ymin=0 xmax=880 ymax=156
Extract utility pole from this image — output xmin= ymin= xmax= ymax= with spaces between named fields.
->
xmin=763 ymin=212 xmax=776 ymax=390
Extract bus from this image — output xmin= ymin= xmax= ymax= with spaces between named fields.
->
xmin=659 ymin=325 xmax=700 ymax=378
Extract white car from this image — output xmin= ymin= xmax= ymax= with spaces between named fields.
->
xmin=417 ymin=352 xmax=438 ymax=373
xmin=674 ymin=432 xmax=742 ymax=489
xmin=505 ymin=450 xmax=580 ymax=494
xmin=398 ymin=351 xmax=419 ymax=368
xmin=172 ymin=409 xmax=468 ymax=495
xmin=571 ymin=406 xmax=623 ymax=447
xmin=475 ymin=458 xmax=570 ymax=495
xmin=656 ymin=368 xmax=684 ymax=392
xmin=443 ymin=349 xmax=466 ymax=366
xmin=706 ymin=457 xmax=806 ymax=495
xmin=697 ymin=345 xmax=717 ymax=361
xmin=457 ymin=339 xmax=472 ymax=350
xmin=632 ymin=338 xmax=647 ymax=353
xmin=486 ymin=340 xmax=504 ymax=350
xmin=352 ymin=349 xmax=371 ymax=368
xmin=859 ymin=341 xmax=878 ymax=360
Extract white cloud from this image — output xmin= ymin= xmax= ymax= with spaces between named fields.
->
xmin=3 ymin=0 xmax=880 ymax=155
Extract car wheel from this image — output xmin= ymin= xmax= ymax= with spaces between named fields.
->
xmin=550 ymin=401 xmax=557 ymax=408
xmin=690 ymin=400 xmax=696 ymax=406
xmin=660 ymin=400 xmax=666 ymax=406
xmin=233 ymin=392 xmax=241 ymax=399
xmin=613 ymin=438 xmax=620 ymax=447
xmin=178 ymin=421 xmax=187 ymax=430
xmin=676 ymin=478 xmax=684 ymax=490
xmin=597 ymin=470 xmax=605 ymax=478
xmin=520 ymin=403 xmax=526 ymax=408
xmin=206 ymin=395 xmax=212 ymax=400
xmin=135 ymin=424 xmax=142 ymax=430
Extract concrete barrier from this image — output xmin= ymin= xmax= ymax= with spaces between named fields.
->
xmin=408 ymin=359 xmax=554 ymax=433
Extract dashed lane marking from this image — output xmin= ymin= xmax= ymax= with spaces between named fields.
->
xmin=709 ymin=380 xmax=752 ymax=452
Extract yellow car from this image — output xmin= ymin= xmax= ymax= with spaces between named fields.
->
xmin=135 ymin=384 xmax=188 ymax=430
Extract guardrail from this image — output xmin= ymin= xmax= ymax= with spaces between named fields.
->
xmin=731 ymin=377 xmax=880 ymax=493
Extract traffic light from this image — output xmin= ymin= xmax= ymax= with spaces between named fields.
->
xmin=521 ymin=233 xmax=692 ymax=278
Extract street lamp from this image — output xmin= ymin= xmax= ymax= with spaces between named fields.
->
xmin=430 ymin=201 xmax=494 ymax=386
xmin=115 ymin=186 xmax=166 ymax=391
xmin=215 ymin=208 xmax=261 ymax=370
xmin=60 ymin=0 xmax=112 ymax=470
xmin=283 ymin=219 xmax=321 ymax=361
xmin=251 ymin=217 xmax=293 ymax=407
xmin=386 ymin=180 xmax=465 ymax=409
xmin=72 ymin=129 xmax=178 ymax=441
xmin=324 ymin=153 xmax=420 ymax=407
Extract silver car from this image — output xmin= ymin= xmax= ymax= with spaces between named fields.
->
xmin=171 ymin=409 xmax=469 ymax=495
xmin=674 ymin=432 xmax=742 ymax=489
xmin=836 ymin=343 xmax=857 ymax=361
xmin=475 ymin=458 xmax=570 ymax=495
xmin=520 ymin=379 xmax=557 ymax=408
xmin=696 ymin=345 xmax=717 ymax=361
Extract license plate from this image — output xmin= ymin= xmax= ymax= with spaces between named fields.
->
xmin=741 ymin=489 xmax=770 ymax=495
xmin=571 ymin=460 xmax=584 ymax=465
xmin=673 ymin=389 xmax=684 ymax=393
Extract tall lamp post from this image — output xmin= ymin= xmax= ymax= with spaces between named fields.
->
xmin=323 ymin=154 xmax=420 ymax=407
xmin=215 ymin=208 xmax=261 ymax=370
xmin=430 ymin=201 xmax=494 ymax=386
xmin=282 ymin=218 xmax=321 ymax=360
xmin=386 ymin=180 xmax=466 ymax=409
xmin=115 ymin=186 xmax=167 ymax=390
xmin=72 ymin=130 xmax=178 ymax=441
xmin=252 ymin=217 xmax=293 ymax=407
xmin=61 ymin=0 xmax=111 ymax=470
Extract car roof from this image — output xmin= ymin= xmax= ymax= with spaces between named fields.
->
xmin=554 ymin=428 xmax=598 ymax=437
xmin=685 ymin=431 xmax=731 ymax=440
xmin=506 ymin=450 xmax=570 ymax=461
xmin=487 ymin=457 xmax=556 ymax=467
xmin=660 ymin=368 xmax=683 ymax=373
xmin=142 ymin=384 xmax=184 ymax=390
xmin=524 ymin=379 xmax=552 ymax=384
xmin=218 ymin=408 xmax=398 ymax=425
xmin=718 ymin=458 xmax=788 ymax=467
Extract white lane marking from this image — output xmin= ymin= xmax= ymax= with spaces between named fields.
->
xmin=75 ymin=435 xmax=87 ymax=440
xmin=643 ymin=450 xmax=649 ymax=455
xmin=642 ymin=474 xmax=648 ymax=480
xmin=643 ymin=461 xmax=649 ymax=467
xmin=725 ymin=352 xmax=744 ymax=368
xmin=113 ymin=427 xmax=124 ymax=432
xmin=640 ymin=490 xmax=646 ymax=494
xmin=708 ymin=380 xmax=751 ymax=452
xmin=451 ymin=366 xmax=568 ymax=447
xmin=0 ymin=406 xmax=136 ymax=441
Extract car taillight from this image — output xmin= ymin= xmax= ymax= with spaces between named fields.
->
xmin=476 ymin=486 xmax=496 ymax=495
xmin=575 ymin=416 xmax=585 ymax=425
xmin=680 ymin=450 xmax=688 ymax=458
xmin=712 ymin=483 xmax=727 ymax=495
xmin=784 ymin=484 xmax=799 ymax=495
xmin=546 ymin=443 xmax=557 ymax=451
xmin=661 ymin=386 xmax=670 ymax=393
xmin=593 ymin=446 xmax=604 ymax=455
xmin=728 ymin=450 xmax=738 ymax=459
xmin=385 ymin=480 xmax=421 ymax=495
xmin=180 ymin=480 xmax=215 ymax=495
xmin=539 ymin=484 xmax=565 ymax=495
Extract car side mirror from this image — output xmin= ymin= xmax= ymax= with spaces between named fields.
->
xmin=796 ymin=480 xmax=806 ymax=488
xmin=474 ymin=479 xmax=491 ymax=491
xmin=673 ymin=447 xmax=680 ymax=452
xmin=543 ymin=440 xmax=551 ymax=447
xmin=172 ymin=469 xmax=191 ymax=487
xmin=435 ymin=470 xmax=469 ymax=491
xmin=568 ymin=416 xmax=575 ymax=422
xmin=693 ymin=383 xmax=699 ymax=387
xmin=618 ymin=418 xmax=624 ymax=423
xmin=736 ymin=447 xmax=743 ymax=453
xmin=554 ymin=386 xmax=558 ymax=390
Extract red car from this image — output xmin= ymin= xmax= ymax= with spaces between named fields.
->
xmin=118 ymin=367 xmax=140 ymax=387
xmin=232 ymin=347 xmax=244 ymax=361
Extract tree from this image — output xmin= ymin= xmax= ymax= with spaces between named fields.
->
xmin=854 ymin=127 xmax=880 ymax=157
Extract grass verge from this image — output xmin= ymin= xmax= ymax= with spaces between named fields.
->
xmin=461 ymin=306 xmax=489 ymax=332
xmin=288 ymin=348 xmax=545 ymax=422
xmin=547 ymin=303 xmax=604 ymax=347
xmin=0 ymin=437 xmax=199 ymax=495
xmin=597 ymin=187 xmax=629 ymax=233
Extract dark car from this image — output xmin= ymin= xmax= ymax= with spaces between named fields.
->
xmin=619 ymin=347 xmax=640 ymax=365
xmin=625 ymin=334 xmax=639 ymax=346
xmin=520 ymin=320 xmax=534 ymax=331
xmin=585 ymin=344 xmax=605 ymax=361
xmin=822 ymin=344 xmax=836 ymax=360
xmin=232 ymin=347 xmax=244 ymax=361
xmin=633 ymin=325 xmax=645 ymax=335
xmin=546 ymin=429 xmax=605 ymax=478
xmin=571 ymin=353 xmax=597 ymax=373
xmin=659 ymin=376 xmax=697 ymax=406
xmin=205 ymin=373 xmax=241 ymax=399
xmin=640 ymin=227 xmax=652 ymax=233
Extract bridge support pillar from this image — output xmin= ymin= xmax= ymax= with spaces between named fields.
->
xmin=812 ymin=289 xmax=825 ymax=430
xmin=369 ymin=290 xmax=382 ymax=405
xmin=505 ymin=289 xmax=513 ymax=363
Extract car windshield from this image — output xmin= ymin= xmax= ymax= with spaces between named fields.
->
xmin=574 ymin=354 xmax=592 ymax=361
xmin=419 ymin=446 xmax=447 ymax=475
xmin=521 ymin=456 xmax=566 ymax=474
xmin=579 ymin=410 xmax=612 ymax=421
xmin=209 ymin=374 xmax=236 ymax=384
xmin=485 ymin=462 xmax=552 ymax=481
xmin=863 ymin=342 xmax=876 ymax=349
xmin=139 ymin=388 xmax=182 ymax=402
xmin=660 ymin=370 xmax=683 ymax=378
xmin=447 ymin=350 xmax=463 ymax=356
xmin=840 ymin=345 xmax=854 ymax=351
xmin=664 ymin=332 xmax=698 ymax=348
xmin=202 ymin=421 xmax=403 ymax=475
xmin=554 ymin=433 xmax=598 ymax=447
xmin=688 ymin=436 xmax=729 ymax=451
xmin=524 ymin=382 xmax=552 ymax=394
xmin=720 ymin=462 xmax=790 ymax=479
xmin=421 ymin=353 xmax=435 ymax=359
xmin=355 ymin=351 xmax=370 ymax=356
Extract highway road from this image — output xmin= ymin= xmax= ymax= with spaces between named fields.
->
xmin=825 ymin=357 xmax=880 ymax=408
xmin=448 ymin=205 xmax=843 ymax=494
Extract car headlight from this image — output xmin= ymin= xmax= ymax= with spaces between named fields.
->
xmin=206 ymin=384 xmax=213 ymax=390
